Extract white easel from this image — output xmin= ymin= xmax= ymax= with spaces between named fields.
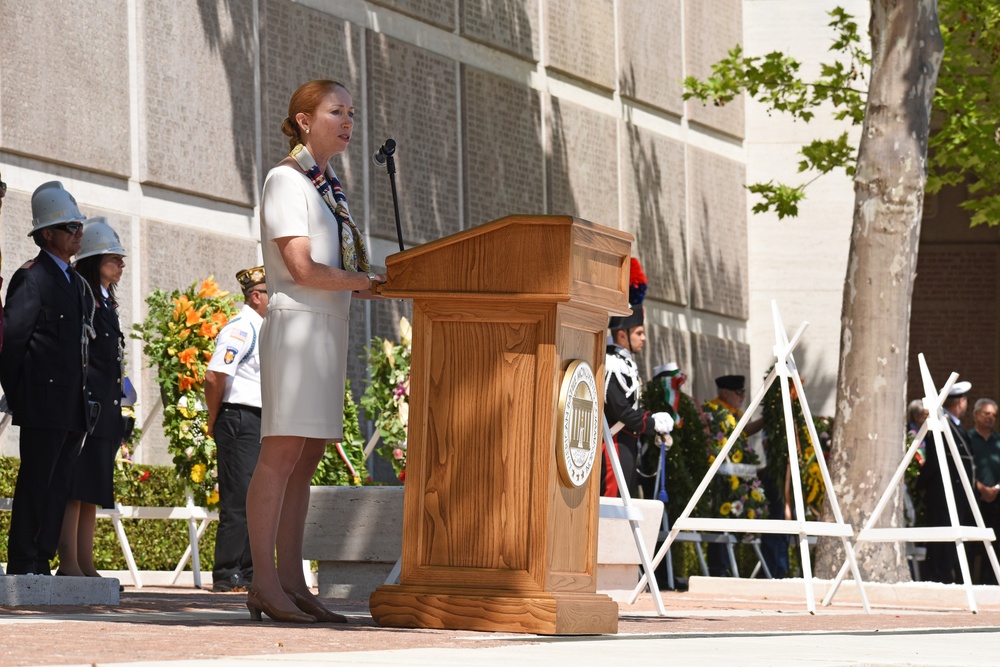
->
xmin=599 ymin=415 xmax=667 ymax=615
xmin=379 ymin=409 xmax=670 ymax=616
xmin=628 ymin=301 xmax=870 ymax=614
xmin=823 ymin=353 xmax=1000 ymax=613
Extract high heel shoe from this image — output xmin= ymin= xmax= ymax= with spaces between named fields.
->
xmin=284 ymin=589 xmax=348 ymax=624
xmin=246 ymin=588 xmax=316 ymax=623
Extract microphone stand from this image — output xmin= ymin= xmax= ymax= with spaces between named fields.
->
xmin=383 ymin=152 xmax=404 ymax=252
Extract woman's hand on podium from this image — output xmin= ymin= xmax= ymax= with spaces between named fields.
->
xmin=353 ymin=271 xmax=387 ymax=300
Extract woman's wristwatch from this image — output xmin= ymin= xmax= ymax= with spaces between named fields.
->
xmin=367 ymin=271 xmax=379 ymax=292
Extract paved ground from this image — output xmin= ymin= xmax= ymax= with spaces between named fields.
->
xmin=2 ymin=581 xmax=1000 ymax=667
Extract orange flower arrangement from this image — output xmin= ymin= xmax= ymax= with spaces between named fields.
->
xmin=133 ymin=277 xmax=240 ymax=507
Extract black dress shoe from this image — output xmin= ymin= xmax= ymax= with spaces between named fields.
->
xmin=6 ymin=561 xmax=36 ymax=575
xmin=6 ymin=559 xmax=51 ymax=575
xmin=212 ymin=573 xmax=247 ymax=592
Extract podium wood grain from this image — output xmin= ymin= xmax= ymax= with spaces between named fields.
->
xmin=370 ymin=216 xmax=632 ymax=634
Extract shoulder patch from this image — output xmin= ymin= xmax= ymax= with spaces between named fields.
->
xmin=20 ymin=259 xmax=38 ymax=270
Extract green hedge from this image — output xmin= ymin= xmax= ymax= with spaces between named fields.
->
xmin=0 ymin=456 xmax=217 ymax=571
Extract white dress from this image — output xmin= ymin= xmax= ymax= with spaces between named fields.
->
xmin=258 ymin=165 xmax=352 ymax=439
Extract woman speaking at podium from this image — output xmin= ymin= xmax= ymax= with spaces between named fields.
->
xmin=246 ymin=79 xmax=386 ymax=623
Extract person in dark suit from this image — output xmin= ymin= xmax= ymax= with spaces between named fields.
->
xmin=0 ymin=170 xmax=7 ymax=349
xmin=918 ymin=380 xmax=977 ymax=584
xmin=0 ymin=181 xmax=94 ymax=575
xmin=968 ymin=398 xmax=1000 ymax=584
xmin=57 ymin=218 xmax=127 ymax=577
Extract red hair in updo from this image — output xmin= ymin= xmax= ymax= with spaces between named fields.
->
xmin=281 ymin=79 xmax=349 ymax=150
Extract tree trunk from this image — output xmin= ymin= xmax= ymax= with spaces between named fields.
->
xmin=814 ymin=1 xmax=943 ymax=582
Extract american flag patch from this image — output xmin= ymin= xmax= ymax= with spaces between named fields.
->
xmin=229 ymin=330 xmax=247 ymax=342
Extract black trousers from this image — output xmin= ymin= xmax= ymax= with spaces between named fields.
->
xmin=920 ymin=502 xmax=973 ymax=584
xmin=600 ymin=437 xmax=639 ymax=498
xmin=212 ymin=405 xmax=262 ymax=582
xmin=8 ymin=427 xmax=85 ymax=573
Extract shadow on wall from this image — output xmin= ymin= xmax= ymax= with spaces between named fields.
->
xmin=546 ymin=97 xmax=580 ymax=220
xmin=197 ymin=0 xmax=257 ymax=204
xmin=693 ymin=193 xmax=742 ymax=321
xmin=468 ymin=0 xmax=536 ymax=57
xmin=620 ymin=65 xmax=678 ymax=300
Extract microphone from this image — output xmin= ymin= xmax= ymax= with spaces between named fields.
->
xmin=372 ymin=138 xmax=396 ymax=166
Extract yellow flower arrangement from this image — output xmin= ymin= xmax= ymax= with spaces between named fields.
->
xmin=702 ymin=398 xmax=769 ymax=521
xmin=761 ymin=374 xmax=834 ymax=521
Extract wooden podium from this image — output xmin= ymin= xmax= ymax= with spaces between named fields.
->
xmin=368 ymin=215 xmax=633 ymax=635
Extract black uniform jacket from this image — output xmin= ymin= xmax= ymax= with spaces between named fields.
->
xmin=604 ymin=346 xmax=654 ymax=445
xmin=919 ymin=415 xmax=977 ymax=525
xmin=0 ymin=251 xmax=91 ymax=431
xmin=86 ymin=298 xmax=125 ymax=441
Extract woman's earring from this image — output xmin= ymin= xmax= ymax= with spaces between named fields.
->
xmin=305 ymin=128 xmax=310 ymax=134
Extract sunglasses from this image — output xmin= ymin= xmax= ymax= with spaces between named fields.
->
xmin=52 ymin=222 xmax=84 ymax=234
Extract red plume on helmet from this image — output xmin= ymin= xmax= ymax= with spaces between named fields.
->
xmin=610 ymin=257 xmax=647 ymax=330
xmin=628 ymin=257 xmax=648 ymax=306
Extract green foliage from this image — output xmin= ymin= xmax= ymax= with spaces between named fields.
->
xmin=0 ymin=385 xmax=367 ymax=569
xmin=761 ymin=374 xmax=833 ymax=520
xmin=686 ymin=5 xmax=1000 ymax=222
xmin=683 ymin=9 xmax=868 ymax=124
xmin=747 ymin=181 xmax=807 ymax=219
xmin=641 ymin=380 xmax=712 ymax=521
xmin=684 ymin=8 xmax=869 ymax=218
xmin=928 ymin=1 xmax=1000 ymax=226
xmin=799 ymin=133 xmax=857 ymax=176
xmin=311 ymin=381 xmax=367 ymax=486
xmin=904 ymin=428 xmax=926 ymax=526
xmin=0 ymin=456 xmax=216 ymax=571
xmin=360 ymin=318 xmax=412 ymax=482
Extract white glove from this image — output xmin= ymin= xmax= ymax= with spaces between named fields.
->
xmin=652 ymin=412 xmax=674 ymax=435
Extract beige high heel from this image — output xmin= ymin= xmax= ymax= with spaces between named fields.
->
xmin=246 ymin=588 xmax=316 ymax=623
xmin=284 ymin=589 xmax=348 ymax=624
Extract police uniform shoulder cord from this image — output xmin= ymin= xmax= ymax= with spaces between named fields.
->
xmin=78 ymin=278 xmax=98 ymax=372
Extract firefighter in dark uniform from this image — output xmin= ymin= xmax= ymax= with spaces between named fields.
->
xmin=0 ymin=181 xmax=95 ymax=575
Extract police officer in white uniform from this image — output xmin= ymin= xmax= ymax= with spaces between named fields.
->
xmin=205 ymin=266 xmax=267 ymax=592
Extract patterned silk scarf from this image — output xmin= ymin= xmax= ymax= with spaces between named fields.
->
xmin=289 ymin=143 xmax=371 ymax=273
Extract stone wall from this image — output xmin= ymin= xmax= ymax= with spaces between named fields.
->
xmin=0 ymin=0 xmax=751 ymax=461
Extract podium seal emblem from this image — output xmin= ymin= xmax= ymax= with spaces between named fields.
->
xmin=557 ymin=360 xmax=600 ymax=487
